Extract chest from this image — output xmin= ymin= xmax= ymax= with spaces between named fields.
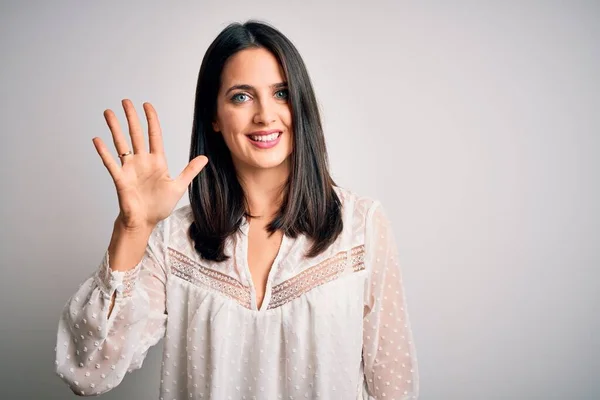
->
xmin=246 ymin=224 xmax=284 ymax=308
xmin=168 ymin=231 xmax=367 ymax=312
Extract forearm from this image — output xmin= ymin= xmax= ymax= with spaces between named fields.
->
xmin=108 ymin=216 xmax=154 ymax=272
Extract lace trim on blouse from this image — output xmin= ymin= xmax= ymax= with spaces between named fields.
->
xmin=169 ymin=248 xmax=252 ymax=309
xmin=96 ymin=252 xmax=141 ymax=298
xmin=168 ymin=245 xmax=365 ymax=310
xmin=267 ymin=244 xmax=365 ymax=309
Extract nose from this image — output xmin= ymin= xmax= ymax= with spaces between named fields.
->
xmin=253 ymin=97 xmax=277 ymax=125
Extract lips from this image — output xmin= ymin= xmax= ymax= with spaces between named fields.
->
xmin=246 ymin=130 xmax=283 ymax=149
xmin=246 ymin=129 xmax=282 ymax=138
xmin=247 ymin=129 xmax=281 ymax=135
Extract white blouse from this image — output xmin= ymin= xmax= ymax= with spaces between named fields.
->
xmin=55 ymin=187 xmax=419 ymax=399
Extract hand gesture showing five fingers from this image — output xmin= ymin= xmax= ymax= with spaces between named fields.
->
xmin=92 ymin=99 xmax=208 ymax=231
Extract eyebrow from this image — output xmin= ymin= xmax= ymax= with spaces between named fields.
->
xmin=225 ymin=82 xmax=288 ymax=95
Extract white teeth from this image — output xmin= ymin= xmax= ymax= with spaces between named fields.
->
xmin=250 ymin=132 xmax=279 ymax=142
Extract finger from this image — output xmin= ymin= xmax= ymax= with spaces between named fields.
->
xmin=122 ymin=99 xmax=147 ymax=154
xmin=92 ymin=137 xmax=121 ymax=182
xmin=143 ymin=102 xmax=164 ymax=155
xmin=103 ymin=108 xmax=131 ymax=158
xmin=174 ymin=155 xmax=209 ymax=190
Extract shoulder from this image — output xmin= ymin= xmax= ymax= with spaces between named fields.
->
xmin=332 ymin=185 xmax=388 ymax=250
xmin=148 ymin=204 xmax=194 ymax=248
xmin=170 ymin=203 xmax=194 ymax=224
xmin=167 ymin=204 xmax=195 ymax=238
xmin=333 ymin=185 xmax=382 ymax=223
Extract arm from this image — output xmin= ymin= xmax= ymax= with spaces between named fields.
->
xmin=362 ymin=201 xmax=419 ymax=399
xmin=54 ymin=218 xmax=169 ymax=396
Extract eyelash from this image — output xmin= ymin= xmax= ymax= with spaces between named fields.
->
xmin=230 ymin=89 xmax=289 ymax=104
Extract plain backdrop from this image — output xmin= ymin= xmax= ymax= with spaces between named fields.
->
xmin=1 ymin=1 xmax=599 ymax=399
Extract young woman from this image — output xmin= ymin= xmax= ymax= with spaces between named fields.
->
xmin=55 ymin=20 xmax=419 ymax=399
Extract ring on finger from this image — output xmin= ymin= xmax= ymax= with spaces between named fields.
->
xmin=119 ymin=150 xmax=133 ymax=158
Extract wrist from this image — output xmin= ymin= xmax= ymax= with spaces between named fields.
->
xmin=108 ymin=219 xmax=154 ymax=273
xmin=114 ymin=214 xmax=154 ymax=236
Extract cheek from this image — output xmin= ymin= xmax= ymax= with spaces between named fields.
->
xmin=221 ymin=131 xmax=243 ymax=153
xmin=282 ymin=105 xmax=292 ymax=122
xmin=217 ymin=102 xmax=242 ymax=126
xmin=219 ymin=109 xmax=236 ymax=130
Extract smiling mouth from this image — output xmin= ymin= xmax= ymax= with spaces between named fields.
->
xmin=247 ymin=132 xmax=282 ymax=142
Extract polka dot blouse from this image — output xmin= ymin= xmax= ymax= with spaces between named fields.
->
xmin=55 ymin=187 xmax=419 ymax=399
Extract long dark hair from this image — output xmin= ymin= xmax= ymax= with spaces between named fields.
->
xmin=188 ymin=20 xmax=342 ymax=262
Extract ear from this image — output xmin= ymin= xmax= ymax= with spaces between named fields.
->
xmin=212 ymin=121 xmax=220 ymax=133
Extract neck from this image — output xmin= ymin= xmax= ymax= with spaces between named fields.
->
xmin=235 ymin=160 xmax=290 ymax=220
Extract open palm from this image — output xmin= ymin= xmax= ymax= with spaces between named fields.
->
xmin=92 ymin=99 xmax=208 ymax=230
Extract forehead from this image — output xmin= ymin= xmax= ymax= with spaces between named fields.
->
xmin=221 ymin=47 xmax=286 ymax=85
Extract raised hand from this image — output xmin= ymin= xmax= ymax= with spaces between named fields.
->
xmin=93 ymin=99 xmax=208 ymax=231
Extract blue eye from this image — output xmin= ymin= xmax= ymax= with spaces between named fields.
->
xmin=275 ymin=89 xmax=289 ymax=100
xmin=230 ymin=89 xmax=288 ymax=104
xmin=231 ymin=93 xmax=249 ymax=103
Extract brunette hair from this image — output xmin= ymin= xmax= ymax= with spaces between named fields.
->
xmin=188 ymin=20 xmax=342 ymax=262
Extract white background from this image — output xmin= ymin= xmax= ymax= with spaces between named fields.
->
xmin=1 ymin=1 xmax=598 ymax=399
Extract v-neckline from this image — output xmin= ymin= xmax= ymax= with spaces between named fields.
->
xmin=238 ymin=216 xmax=287 ymax=311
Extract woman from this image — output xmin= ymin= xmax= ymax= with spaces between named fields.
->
xmin=55 ymin=20 xmax=419 ymax=399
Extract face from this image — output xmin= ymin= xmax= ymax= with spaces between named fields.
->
xmin=212 ymin=47 xmax=293 ymax=173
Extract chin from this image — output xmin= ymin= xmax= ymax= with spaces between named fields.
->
xmin=249 ymin=153 xmax=291 ymax=170
xmin=244 ymin=138 xmax=292 ymax=169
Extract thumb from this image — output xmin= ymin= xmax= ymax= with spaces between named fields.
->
xmin=175 ymin=155 xmax=209 ymax=189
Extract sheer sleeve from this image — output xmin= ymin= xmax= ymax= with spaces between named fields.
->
xmin=55 ymin=219 xmax=169 ymax=396
xmin=362 ymin=201 xmax=419 ymax=399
